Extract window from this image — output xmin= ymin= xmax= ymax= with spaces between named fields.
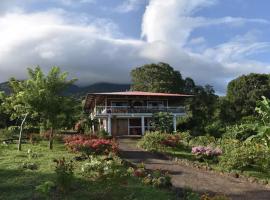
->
xmin=111 ymin=101 xmax=128 ymax=107
xmin=147 ymin=101 xmax=164 ymax=108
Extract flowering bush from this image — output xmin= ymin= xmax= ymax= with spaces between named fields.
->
xmin=64 ymin=135 xmax=118 ymax=156
xmin=138 ymin=131 xmax=183 ymax=151
xmin=191 ymin=146 xmax=222 ymax=161
xmin=81 ymin=156 xmax=123 ymax=179
xmin=160 ymin=134 xmax=181 ymax=147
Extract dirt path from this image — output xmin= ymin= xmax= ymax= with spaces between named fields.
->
xmin=118 ymin=138 xmax=270 ymax=200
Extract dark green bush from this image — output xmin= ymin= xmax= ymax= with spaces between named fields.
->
xmin=138 ymin=131 xmax=167 ymax=151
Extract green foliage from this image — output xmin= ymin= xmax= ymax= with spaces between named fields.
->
xmin=97 ymin=128 xmax=110 ymax=138
xmin=181 ymin=85 xmax=218 ymax=135
xmin=189 ymin=135 xmax=217 ymax=147
xmin=245 ymin=96 xmax=270 ymax=147
xmin=3 ymin=66 xmax=77 ymax=149
xmin=223 ymin=124 xmax=257 ymax=141
xmin=219 ymin=140 xmax=270 ymax=171
xmin=152 ymin=112 xmax=173 ymax=133
xmin=204 ymin=121 xmax=225 ymax=138
xmin=138 ymin=131 xmax=167 ymax=151
xmin=53 ymin=157 xmax=74 ymax=193
xmin=226 ymin=73 xmax=270 ymax=121
xmin=81 ymin=156 xmax=123 ymax=179
xmin=130 ymin=62 xmax=185 ymax=93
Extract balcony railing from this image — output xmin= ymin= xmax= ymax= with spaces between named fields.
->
xmin=94 ymin=106 xmax=185 ymax=115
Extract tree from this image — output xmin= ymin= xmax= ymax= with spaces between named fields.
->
xmin=130 ymin=62 xmax=185 ymax=93
xmin=4 ymin=66 xmax=77 ymax=150
xmin=178 ymin=85 xmax=219 ymax=135
xmin=226 ymin=73 xmax=270 ymax=121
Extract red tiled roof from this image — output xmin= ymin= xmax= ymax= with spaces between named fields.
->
xmin=89 ymin=91 xmax=193 ymax=97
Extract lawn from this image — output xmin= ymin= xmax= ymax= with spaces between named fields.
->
xmin=0 ymin=141 xmax=176 ymax=200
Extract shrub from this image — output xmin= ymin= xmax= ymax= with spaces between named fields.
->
xmin=53 ymin=157 xmax=74 ymax=193
xmin=160 ymin=134 xmax=181 ymax=147
xmin=81 ymin=156 xmax=123 ymax=179
xmin=64 ymin=135 xmax=118 ymax=156
xmin=219 ymin=140 xmax=270 ymax=171
xmin=189 ymin=135 xmax=217 ymax=147
xmin=97 ymin=129 xmax=110 ymax=139
xmin=223 ymin=124 xmax=257 ymax=141
xmin=138 ymin=131 xmax=167 ymax=151
xmin=152 ymin=112 xmax=173 ymax=133
xmin=204 ymin=121 xmax=225 ymax=138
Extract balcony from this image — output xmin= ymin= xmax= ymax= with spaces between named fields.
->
xmin=94 ymin=106 xmax=185 ymax=116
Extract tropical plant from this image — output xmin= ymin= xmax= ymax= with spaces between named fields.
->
xmin=152 ymin=112 xmax=174 ymax=133
xmin=246 ymin=96 xmax=270 ymax=147
xmin=3 ymin=66 xmax=77 ymax=149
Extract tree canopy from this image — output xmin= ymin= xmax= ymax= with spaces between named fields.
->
xmin=3 ymin=66 xmax=77 ymax=149
xmin=130 ymin=63 xmax=185 ymax=93
xmin=226 ymin=73 xmax=270 ymax=121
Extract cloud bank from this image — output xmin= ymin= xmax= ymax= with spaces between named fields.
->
xmin=0 ymin=0 xmax=269 ymax=94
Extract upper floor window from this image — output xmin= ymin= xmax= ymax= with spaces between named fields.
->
xmin=147 ymin=101 xmax=165 ymax=108
xmin=111 ymin=101 xmax=128 ymax=107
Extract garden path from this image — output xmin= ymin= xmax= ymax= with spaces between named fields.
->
xmin=118 ymin=138 xmax=270 ymax=200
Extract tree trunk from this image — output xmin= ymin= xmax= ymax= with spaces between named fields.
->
xmin=49 ymin=127 xmax=54 ymax=150
xmin=18 ymin=113 xmax=28 ymax=151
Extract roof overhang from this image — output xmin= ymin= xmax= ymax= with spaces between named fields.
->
xmin=84 ymin=91 xmax=193 ymax=111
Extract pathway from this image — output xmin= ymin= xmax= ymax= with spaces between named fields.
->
xmin=118 ymin=138 xmax=270 ymax=200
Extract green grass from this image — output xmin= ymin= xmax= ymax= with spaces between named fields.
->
xmin=0 ymin=141 xmax=176 ymax=200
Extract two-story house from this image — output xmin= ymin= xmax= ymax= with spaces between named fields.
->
xmin=84 ymin=91 xmax=192 ymax=136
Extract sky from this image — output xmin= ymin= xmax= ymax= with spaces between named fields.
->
xmin=0 ymin=0 xmax=270 ymax=94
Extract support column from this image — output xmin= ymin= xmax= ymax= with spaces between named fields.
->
xmin=108 ymin=115 xmax=112 ymax=136
xmin=173 ymin=115 xmax=177 ymax=133
xmin=141 ymin=116 xmax=145 ymax=135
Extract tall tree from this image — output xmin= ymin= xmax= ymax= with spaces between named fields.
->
xmin=130 ymin=62 xmax=185 ymax=93
xmin=4 ymin=66 xmax=77 ymax=150
xmin=226 ymin=73 xmax=270 ymax=121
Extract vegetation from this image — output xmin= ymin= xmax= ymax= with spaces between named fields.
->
xmin=0 ymin=140 xmax=176 ymax=200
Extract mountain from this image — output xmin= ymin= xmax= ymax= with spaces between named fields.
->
xmin=0 ymin=82 xmax=130 ymax=97
xmin=0 ymin=82 xmax=11 ymax=94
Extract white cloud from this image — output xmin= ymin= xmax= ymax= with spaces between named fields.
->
xmin=0 ymin=0 xmax=269 ymax=95
xmin=142 ymin=0 xmax=268 ymax=46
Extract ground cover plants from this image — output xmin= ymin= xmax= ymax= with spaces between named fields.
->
xmin=0 ymin=138 xmax=177 ymax=200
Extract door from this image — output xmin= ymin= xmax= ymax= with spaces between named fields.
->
xmin=112 ymin=118 xmax=128 ymax=136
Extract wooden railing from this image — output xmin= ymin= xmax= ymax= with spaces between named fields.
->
xmin=94 ymin=106 xmax=185 ymax=115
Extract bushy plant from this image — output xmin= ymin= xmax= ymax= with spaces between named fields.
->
xmin=81 ymin=156 xmax=123 ymax=179
xmin=219 ymin=140 xmax=270 ymax=171
xmin=152 ymin=112 xmax=173 ymax=133
xmin=189 ymin=135 xmax=217 ymax=147
xmin=138 ymin=131 xmax=167 ymax=151
xmin=53 ymin=157 xmax=74 ymax=193
xmin=223 ymin=124 xmax=257 ymax=141
xmin=97 ymin=129 xmax=110 ymax=139
xmin=64 ymin=135 xmax=118 ymax=156
xmin=204 ymin=121 xmax=225 ymax=138
xmin=160 ymin=134 xmax=181 ymax=147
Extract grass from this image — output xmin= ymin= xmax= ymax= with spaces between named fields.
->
xmin=0 ymin=140 xmax=176 ymax=200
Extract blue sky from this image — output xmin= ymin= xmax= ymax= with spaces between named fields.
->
xmin=0 ymin=0 xmax=269 ymax=94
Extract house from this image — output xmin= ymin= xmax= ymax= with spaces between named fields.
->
xmin=84 ymin=91 xmax=192 ymax=136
